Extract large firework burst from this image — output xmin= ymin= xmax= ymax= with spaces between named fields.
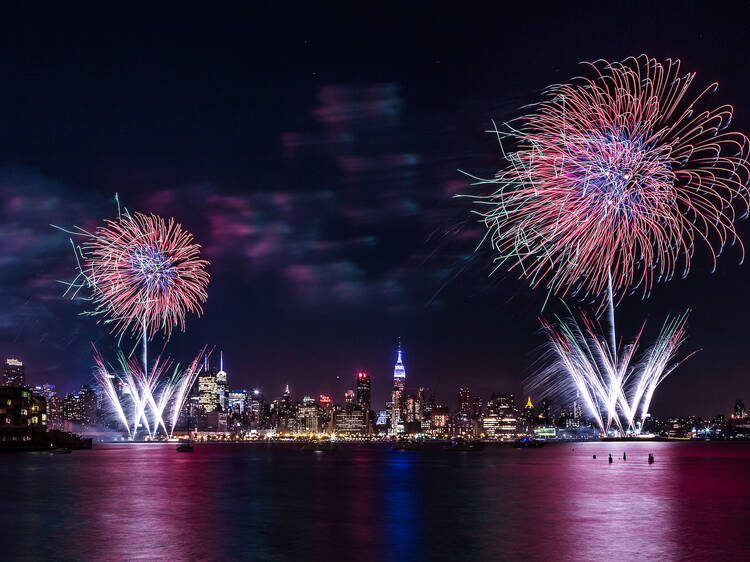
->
xmin=469 ymin=54 xmax=750 ymax=302
xmin=62 ymin=208 xmax=209 ymax=341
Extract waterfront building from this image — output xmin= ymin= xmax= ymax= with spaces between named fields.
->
xmin=1 ymin=358 xmax=25 ymax=387
xmin=390 ymin=342 xmax=406 ymax=435
xmin=0 ymin=386 xmax=46 ymax=443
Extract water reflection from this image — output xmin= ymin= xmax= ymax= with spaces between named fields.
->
xmin=1 ymin=442 xmax=750 ymax=560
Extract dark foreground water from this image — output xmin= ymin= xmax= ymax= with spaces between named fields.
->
xmin=2 ymin=441 xmax=750 ymax=561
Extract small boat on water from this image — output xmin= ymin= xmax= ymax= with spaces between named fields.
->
xmin=444 ymin=438 xmax=484 ymax=452
xmin=50 ymin=447 xmax=72 ymax=455
xmin=301 ymin=441 xmax=340 ymax=452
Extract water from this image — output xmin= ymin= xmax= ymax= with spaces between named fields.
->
xmin=2 ymin=441 xmax=750 ymax=561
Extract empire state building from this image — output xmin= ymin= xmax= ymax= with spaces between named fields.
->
xmin=390 ymin=342 xmax=406 ymax=434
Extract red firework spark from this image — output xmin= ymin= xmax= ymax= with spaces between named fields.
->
xmin=79 ymin=211 xmax=209 ymax=340
xmin=470 ymin=54 xmax=750 ymax=302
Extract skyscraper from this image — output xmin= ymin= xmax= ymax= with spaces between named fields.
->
xmin=391 ymin=342 xmax=406 ymax=434
xmin=458 ymin=387 xmax=471 ymax=419
xmin=216 ymin=351 xmax=228 ymax=412
xmin=198 ymin=356 xmax=219 ymax=413
xmin=356 ymin=371 xmax=371 ymax=410
xmin=229 ymin=389 xmax=248 ymax=414
xmin=2 ymin=358 xmax=25 ymax=387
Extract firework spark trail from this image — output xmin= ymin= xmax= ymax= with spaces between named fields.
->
xmin=464 ymin=55 xmax=750 ymax=304
xmin=94 ymin=348 xmax=206 ymax=439
xmin=168 ymin=348 xmax=206 ymax=437
xmin=536 ymin=311 xmax=690 ymax=434
xmin=92 ymin=349 xmax=132 ymax=439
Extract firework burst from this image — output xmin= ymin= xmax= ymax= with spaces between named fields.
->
xmin=467 ymin=54 xmax=750 ymax=302
xmin=61 ymin=207 xmax=209 ymax=341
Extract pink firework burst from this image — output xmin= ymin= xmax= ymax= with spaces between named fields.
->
xmin=469 ymin=54 xmax=750 ymax=302
xmin=73 ymin=210 xmax=209 ymax=341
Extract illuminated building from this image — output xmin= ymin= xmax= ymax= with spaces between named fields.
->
xmin=297 ymin=402 xmax=320 ymax=433
xmin=229 ymin=389 xmax=248 ymax=414
xmin=319 ymin=395 xmax=334 ymax=432
xmin=484 ymin=393 xmax=518 ymax=440
xmin=356 ymin=371 xmax=371 ymax=410
xmin=198 ymin=356 xmax=219 ymax=413
xmin=77 ymin=384 xmax=98 ymax=428
xmin=250 ymin=389 xmax=264 ymax=425
xmin=406 ymin=395 xmax=416 ymax=423
xmin=335 ymin=407 xmax=365 ymax=434
xmin=345 ymin=389 xmax=355 ymax=407
xmin=375 ymin=410 xmax=389 ymax=433
xmin=416 ymin=387 xmax=424 ymax=421
xmin=216 ymin=351 xmax=229 ymax=412
xmin=430 ymin=406 xmax=449 ymax=433
xmin=0 ymin=386 xmax=47 ymax=443
xmin=390 ymin=342 xmax=406 ymax=435
xmin=1 ymin=358 xmax=25 ymax=387
xmin=47 ymin=395 xmax=63 ymax=431
xmin=33 ymin=384 xmax=56 ymax=402
xmin=458 ymin=387 xmax=471 ymax=418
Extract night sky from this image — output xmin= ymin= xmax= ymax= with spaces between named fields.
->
xmin=2 ymin=3 xmax=750 ymax=416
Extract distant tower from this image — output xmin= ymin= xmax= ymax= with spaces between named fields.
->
xmin=390 ymin=340 xmax=406 ymax=434
xmin=2 ymin=358 xmax=25 ymax=387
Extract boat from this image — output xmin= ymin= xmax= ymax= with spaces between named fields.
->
xmin=444 ymin=437 xmax=484 ymax=452
xmin=392 ymin=439 xmax=423 ymax=451
xmin=301 ymin=440 xmax=340 ymax=452
xmin=50 ymin=447 xmax=72 ymax=455
xmin=513 ymin=437 xmax=544 ymax=448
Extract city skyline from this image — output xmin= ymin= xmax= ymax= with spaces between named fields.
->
xmin=4 ymin=341 xmax=749 ymax=423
